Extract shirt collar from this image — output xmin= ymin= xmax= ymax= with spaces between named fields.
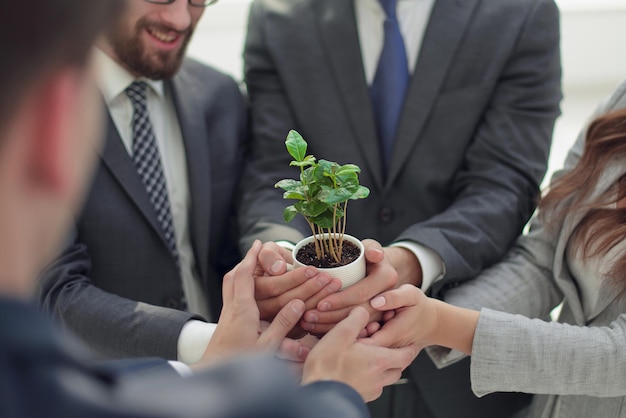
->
xmin=94 ymin=48 xmax=165 ymax=105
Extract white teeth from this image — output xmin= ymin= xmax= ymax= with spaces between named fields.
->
xmin=148 ymin=28 xmax=177 ymax=43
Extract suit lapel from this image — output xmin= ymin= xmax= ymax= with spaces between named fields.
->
xmin=100 ymin=111 xmax=171 ymax=250
xmin=387 ymin=0 xmax=480 ymax=186
xmin=314 ymin=0 xmax=384 ymax=189
xmin=169 ymin=69 xmax=211 ymax=283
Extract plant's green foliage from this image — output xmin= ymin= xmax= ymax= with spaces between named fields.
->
xmin=275 ymin=130 xmax=370 ymax=262
xmin=283 ymin=205 xmax=298 ymax=223
xmin=286 ymin=130 xmax=308 ymax=162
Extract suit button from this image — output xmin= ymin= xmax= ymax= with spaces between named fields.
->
xmin=164 ymin=298 xmax=179 ymax=309
xmin=379 ymin=207 xmax=394 ymax=224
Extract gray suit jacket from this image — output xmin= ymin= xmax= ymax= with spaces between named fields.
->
xmin=440 ymin=80 xmax=626 ymax=418
xmin=239 ymin=0 xmax=561 ymax=416
xmin=38 ymin=59 xmax=246 ymax=360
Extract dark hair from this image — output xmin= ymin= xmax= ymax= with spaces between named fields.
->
xmin=539 ymin=108 xmax=626 ymax=293
xmin=0 ymin=1 xmax=124 ymax=130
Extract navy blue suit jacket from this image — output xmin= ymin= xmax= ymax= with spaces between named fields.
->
xmin=0 ymin=299 xmax=369 ymax=418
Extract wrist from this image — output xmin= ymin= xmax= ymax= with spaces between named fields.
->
xmin=384 ymin=246 xmax=422 ymax=287
xmin=429 ymin=300 xmax=479 ymax=354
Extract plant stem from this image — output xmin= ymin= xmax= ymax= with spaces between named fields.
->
xmin=307 ymin=220 xmax=322 ymax=260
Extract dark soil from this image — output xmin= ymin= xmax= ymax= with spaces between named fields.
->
xmin=295 ymin=239 xmax=361 ymax=268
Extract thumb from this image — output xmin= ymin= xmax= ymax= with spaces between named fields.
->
xmin=257 ymin=299 xmax=305 ymax=350
xmin=320 ymin=306 xmax=369 ymax=348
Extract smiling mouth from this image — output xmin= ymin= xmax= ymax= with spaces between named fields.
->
xmin=146 ymin=26 xmax=180 ymax=44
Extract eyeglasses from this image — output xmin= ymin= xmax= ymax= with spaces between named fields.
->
xmin=143 ymin=0 xmax=219 ymax=7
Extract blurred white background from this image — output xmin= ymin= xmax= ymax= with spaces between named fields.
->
xmin=187 ymin=0 xmax=626 ymax=184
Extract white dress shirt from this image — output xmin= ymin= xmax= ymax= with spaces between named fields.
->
xmin=355 ymin=0 xmax=445 ymax=290
xmin=95 ymin=49 xmax=215 ymax=364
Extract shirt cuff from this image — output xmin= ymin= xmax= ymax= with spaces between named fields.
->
xmin=276 ymin=240 xmax=296 ymax=251
xmin=390 ymin=241 xmax=445 ymax=292
xmin=167 ymin=360 xmax=193 ymax=377
xmin=177 ymin=320 xmax=217 ymax=365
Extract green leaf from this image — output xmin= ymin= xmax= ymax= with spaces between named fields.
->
xmin=318 ymin=186 xmax=354 ymax=205
xmin=350 ymin=185 xmax=370 ymax=200
xmin=285 ymin=130 xmax=307 ymax=162
xmin=275 ymin=179 xmax=300 ymax=191
xmin=295 ymin=200 xmax=329 ymax=218
xmin=283 ymin=191 xmax=306 ymax=200
xmin=283 ymin=206 xmax=298 ymax=223
xmin=310 ymin=210 xmax=336 ymax=229
xmin=290 ymin=156 xmax=316 ymax=169
xmin=336 ymin=164 xmax=361 ymax=177
xmin=338 ymin=176 xmax=359 ymax=193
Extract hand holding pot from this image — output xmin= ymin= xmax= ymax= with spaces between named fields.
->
xmin=200 ymin=241 xmax=309 ymax=365
xmin=300 ymin=239 xmax=398 ymax=335
xmin=254 ymin=241 xmax=343 ymax=324
xmin=302 ymin=306 xmax=418 ymax=402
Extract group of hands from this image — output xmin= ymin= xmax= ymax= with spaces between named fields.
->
xmin=201 ymin=239 xmax=444 ymax=402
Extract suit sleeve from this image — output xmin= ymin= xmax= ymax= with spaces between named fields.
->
xmin=37 ymin=227 xmax=202 ymax=361
xmin=237 ymin=0 xmax=311 ymax=252
xmin=468 ymin=309 xmax=626 ymax=398
xmin=427 ymin=114 xmax=584 ymax=367
xmin=395 ymin=0 xmax=562 ymax=291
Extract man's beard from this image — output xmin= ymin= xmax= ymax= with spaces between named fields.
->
xmin=106 ymin=17 xmax=194 ymax=80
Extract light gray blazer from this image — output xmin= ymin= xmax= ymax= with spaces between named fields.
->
xmin=439 ymin=80 xmax=626 ymax=417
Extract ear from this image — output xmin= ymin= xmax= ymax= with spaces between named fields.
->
xmin=29 ymin=70 xmax=82 ymax=198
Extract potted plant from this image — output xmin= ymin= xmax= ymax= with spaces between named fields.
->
xmin=275 ymin=130 xmax=370 ymax=289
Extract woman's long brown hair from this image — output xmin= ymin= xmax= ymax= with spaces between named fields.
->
xmin=539 ymin=108 xmax=626 ymax=293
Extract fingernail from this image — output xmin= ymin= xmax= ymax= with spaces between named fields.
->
xmin=301 ymin=322 xmax=314 ymax=331
xmin=298 ymin=346 xmax=310 ymax=359
xmin=327 ymin=280 xmax=342 ymax=293
xmin=291 ymin=301 xmax=304 ymax=315
xmin=371 ymin=296 xmax=386 ymax=308
xmin=319 ymin=302 xmax=331 ymax=312
xmin=271 ymin=260 xmax=284 ymax=274
xmin=306 ymin=313 xmax=318 ymax=323
xmin=305 ymin=268 xmax=317 ymax=279
xmin=316 ymin=275 xmax=330 ymax=287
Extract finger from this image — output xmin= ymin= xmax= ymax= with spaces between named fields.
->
xmin=384 ymin=345 xmax=420 ymax=370
xmin=317 ymin=306 xmax=370 ymax=348
xmin=305 ymin=303 xmax=382 ymax=325
xmin=365 ymin=321 xmax=381 ymax=336
xmin=304 ymin=306 xmax=351 ymax=326
xmin=221 ymin=264 xmax=239 ymax=306
xmin=369 ymin=284 xmax=421 ymax=312
xmin=232 ymin=240 xmax=263 ymax=303
xmin=259 ymin=273 xmax=339 ymax=320
xmin=316 ymin=264 xmax=397 ymax=312
xmin=277 ymin=338 xmax=311 ymax=362
xmin=257 ymin=299 xmax=305 ymax=350
xmin=258 ymin=242 xmax=294 ymax=276
xmin=256 ymin=273 xmax=336 ymax=321
xmin=300 ymin=277 xmax=342 ymax=311
xmin=380 ymin=368 xmax=405 ymax=389
xmin=359 ymin=321 xmax=406 ymax=348
xmin=383 ymin=310 xmax=396 ymax=322
xmin=361 ymin=239 xmax=384 ymax=264
xmin=255 ymin=267 xmax=319 ymax=300
xmin=302 ymin=311 xmax=380 ymax=335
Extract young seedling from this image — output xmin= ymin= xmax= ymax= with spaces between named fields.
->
xmin=275 ymin=130 xmax=370 ymax=264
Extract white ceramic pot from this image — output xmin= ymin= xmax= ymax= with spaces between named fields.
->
xmin=292 ymin=233 xmax=365 ymax=289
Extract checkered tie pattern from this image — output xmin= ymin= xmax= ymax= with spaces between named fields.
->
xmin=125 ymin=81 xmax=180 ymax=265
